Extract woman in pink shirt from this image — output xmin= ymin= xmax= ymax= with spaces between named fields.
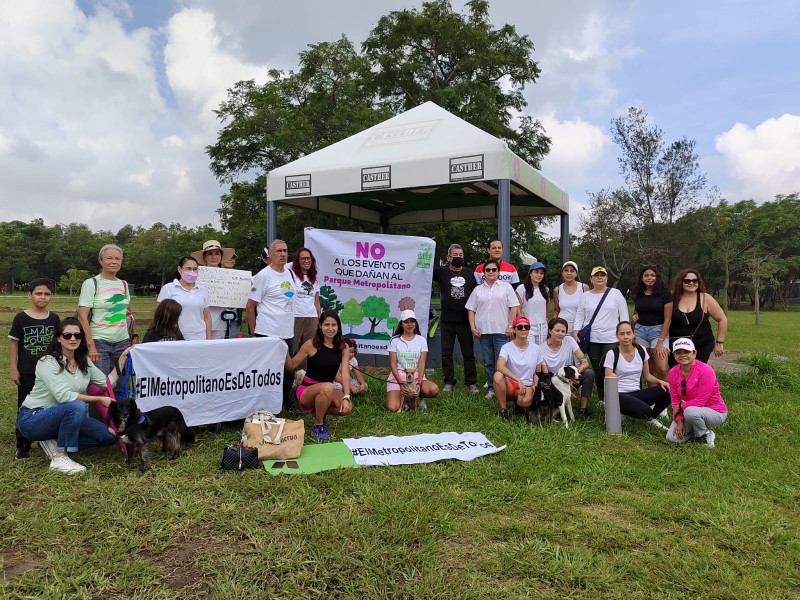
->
xmin=666 ymin=338 xmax=727 ymax=448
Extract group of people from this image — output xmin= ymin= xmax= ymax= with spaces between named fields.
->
xmin=8 ymin=237 xmax=730 ymax=474
xmin=433 ymin=240 xmax=728 ymax=447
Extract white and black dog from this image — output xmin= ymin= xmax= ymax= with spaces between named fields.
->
xmin=551 ymin=366 xmax=578 ymax=426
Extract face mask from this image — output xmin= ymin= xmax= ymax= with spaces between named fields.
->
xmin=181 ymin=270 xmax=198 ymax=284
xmin=450 ymin=257 xmax=464 ymax=268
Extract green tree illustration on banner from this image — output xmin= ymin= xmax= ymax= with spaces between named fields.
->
xmin=319 ymin=285 xmax=344 ymax=313
xmin=340 ymin=298 xmax=365 ymax=333
xmin=361 ymin=295 xmax=390 ymax=334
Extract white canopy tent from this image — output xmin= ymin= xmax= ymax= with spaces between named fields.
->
xmin=266 ymin=101 xmax=570 ymax=263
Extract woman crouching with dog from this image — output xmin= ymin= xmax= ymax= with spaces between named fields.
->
xmin=16 ymin=318 xmax=129 ymax=474
xmin=286 ymin=311 xmax=352 ymax=441
xmin=538 ymin=317 xmax=594 ymax=418
xmin=666 ymin=338 xmax=727 ymax=448
xmin=385 ymin=310 xmax=440 ymax=412
xmin=493 ymin=315 xmax=548 ymax=422
xmin=603 ymin=321 xmax=670 ymax=430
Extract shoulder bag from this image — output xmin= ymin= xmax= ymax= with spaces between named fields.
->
xmin=577 ymin=289 xmax=610 ymax=353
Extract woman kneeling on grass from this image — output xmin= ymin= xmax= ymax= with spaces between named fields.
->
xmin=16 ymin=318 xmax=129 ymax=474
xmin=386 ymin=310 xmax=440 ymax=412
xmin=666 ymin=338 xmax=727 ymax=448
xmin=286 ymin=311 xmax=352 ymax=441
xmin=603 ymin=321 xmax=671 ymax=431
xmin=493 ymin=316 xmax=547 ymax=422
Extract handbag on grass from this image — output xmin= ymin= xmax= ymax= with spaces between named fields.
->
xmin=243 ymin=411 xmax=304 ymax=460
xmin=578 ymin=289 xmax=610 ymax=353
xmin=221 ymin=445 xmax=260 ymax=471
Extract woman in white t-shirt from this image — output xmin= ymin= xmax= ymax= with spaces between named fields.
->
xmin=156 ymin=256 xmax=211 ymax=341
xmin=385 ymin=310 xmax=440 ymax=412
xmin=602 ymin=321 xmax=670 ymax=430
xmin=553 ymin=261 xmax=589 ymax=332
xmin=517 ymin=261 xmax=550 ymax=345
xmin=493 ymin=315 xmax=547 ymax=422
xmin=290 ymin=247 xmax=321 ymax=359
xmin=539 ymin=317 xmax=594 ymax=419
xmin=572 ymin=266 xmax=629 ymax=402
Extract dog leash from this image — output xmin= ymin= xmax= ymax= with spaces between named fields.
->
xmin=350 ymin=365 xmax=391 ymax=385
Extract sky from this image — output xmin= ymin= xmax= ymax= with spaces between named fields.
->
xmin=1 ymin=0 xmax=798 ymax=237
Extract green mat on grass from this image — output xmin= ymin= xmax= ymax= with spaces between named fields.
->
xmin=262 ymin=441 xmax=358 ymax=475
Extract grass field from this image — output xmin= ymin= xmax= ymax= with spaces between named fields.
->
xmin=1 ymin=295 xmax=798 ymax=599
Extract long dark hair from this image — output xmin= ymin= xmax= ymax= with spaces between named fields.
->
xmin=291 ymin=247 xmax=317 ymax=284
xmin=671 ymin=269 xmax=708 ymax=306
xmin=313 ymin=311 xmax=344 ymax=350
xmin=44 ymin=317 xmax=90 ymax=374
xmin=523 ymin=268 xmax=550 ymax=302
xmin=633 ymin=265 xmax=666 ymax=299
xmin=392 ymin=317 xmax=421 ymax=338
xmin=150 ymin=299 xmax=182 ymax=338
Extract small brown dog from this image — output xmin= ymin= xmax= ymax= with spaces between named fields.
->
xmin=403 ymin=369 xmax=421 ymax=411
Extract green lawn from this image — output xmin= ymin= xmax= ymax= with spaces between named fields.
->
xmin=1 ymin=295 xmax=798 ymax=598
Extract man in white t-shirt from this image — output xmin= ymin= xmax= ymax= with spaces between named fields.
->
xmin=246 ymin=239 xmax=297 ymax=412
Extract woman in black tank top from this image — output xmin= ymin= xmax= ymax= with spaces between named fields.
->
xmin=286 ymin=311 xmax=353 ymax=440
xmin=668 ymin=269 xmax=728 ymax=365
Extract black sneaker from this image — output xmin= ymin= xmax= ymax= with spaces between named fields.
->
xmin=578 ymin=408 xmax=591 ymax=419
xmin=15 ymin=447 xmax=31 ymax=460
xmin=499 ymin=409 xmax=512 ymax=421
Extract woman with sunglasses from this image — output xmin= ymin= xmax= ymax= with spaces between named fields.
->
xmin=493 ymin=316 xmax=547 ymax=421
xmin=156 ymin=256 xmax=212 ymax=341
xmin=539 ymin=317 xmax=594 ymax=418
xmin=290 ymin=247 xmax=321 ymax=363
xmin=631 ymin=265 xmax=672 ymax=380
xmin=572 ymin=266 xmax=629 ymax=405
xmin=668 ymin=269 xmax=727 ymax=365
xmin=518 ymin=261 xmax=550 ymax=345
xmin=666 ymin=338 xmax=727 ymax=448
xmin=465 ymin=258 xmax=520 ymax=399
xmin=16 ymin=318 xmax=129 ymax=473
xmin=603 ymin=321 xmax=670 ymax=431
xmin=385 ymin=310 xmax=440 ymax=412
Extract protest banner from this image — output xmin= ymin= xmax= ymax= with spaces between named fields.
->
xmin=130 ymin=337 xmax=285 ymax=426
xmin=342 ymin=432 xmax=505 ymax=467
xmin=305 ymin=229 xmax=435 ymax=355
xmin=197 ymin=266 xmax=252 ymax=308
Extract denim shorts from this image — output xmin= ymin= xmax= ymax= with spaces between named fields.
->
xmin=634 ymin=324 xmax=668 ymax=349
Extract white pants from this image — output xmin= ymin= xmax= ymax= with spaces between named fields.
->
xmin=666 ymin=406 xmax=727 ymax=442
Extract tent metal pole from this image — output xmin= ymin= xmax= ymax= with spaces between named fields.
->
xmin=266 ymin=200 xmax=277 ymax=246
xmin=497 ymin=179 xmax=511 ymax=262
xmin=560 ymin=212 xmax=570 ymax=264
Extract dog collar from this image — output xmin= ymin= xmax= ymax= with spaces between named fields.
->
xmin=555 ymin=374 xmax=572 ymax=385
xmin=137 ymin=415 xmax=146 ymax=425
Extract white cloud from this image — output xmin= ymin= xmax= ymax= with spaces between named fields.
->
xmin=539 ymin=115 xmax=609 ymax=173
xmin=715 ymin=114 xmax=800 ymax=201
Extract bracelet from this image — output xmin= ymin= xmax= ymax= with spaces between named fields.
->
xmin=342 ymin=395 xmax=351 ymax=401
xmin=716 ymin=340 xmax=724 ymax=344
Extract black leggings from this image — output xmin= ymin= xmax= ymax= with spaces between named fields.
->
xmin=618 ymin=387 xmax=671 ymax=420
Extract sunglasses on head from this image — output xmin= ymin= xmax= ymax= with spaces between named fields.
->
xmin=683 ymin=278 xmax=699 ymax=285
xmin=484 ymin=267 xmax=498 ymax=273
xmin=514 ymin=324 xmax=530 ymax=331
xmin=61 ymin=333 xmax=83 ymax=340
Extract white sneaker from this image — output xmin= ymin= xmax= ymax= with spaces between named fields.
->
xmin=49 ymin=455 xmax=86 ymax=474
xmin=39 ymin=439 xmax=58 ymax=460
xmin=698 ymin=430 xmax=716 ymax=448
xmin=485 ymin=390 xmax=495 ymax=400
xmin=442 ymin=384 xmax=454 ymax=392
xmin=646 ymin=417 xmax=668 ymax=431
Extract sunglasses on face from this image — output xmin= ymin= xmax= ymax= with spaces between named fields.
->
xmin=680 ymin=379 xmax=686 ymax=398
xmin=484 ymin=268 xmax=498 ymax=273
xmin=514 ymin=325 xmax=530 ymax=331
xmin=683 ymin=278 xmax=699 ymax=285
xmin=61 ymin=333 xmax=83 ymax=340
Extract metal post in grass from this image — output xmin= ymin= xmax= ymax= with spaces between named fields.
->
xmin=604 ymin=374 xmax=623 ymax=434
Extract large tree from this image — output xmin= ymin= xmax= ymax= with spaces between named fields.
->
xmin=206 ymin=0 xmax=552 ymax=254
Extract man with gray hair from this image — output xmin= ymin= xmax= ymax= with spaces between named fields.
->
xmin=432 ymin=244 xmax=479 ymax=393
xmin=246 ymin=239 xmax=297 ymax=412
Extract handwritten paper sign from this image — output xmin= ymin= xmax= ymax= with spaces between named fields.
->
xmin=197 ymin=267 xmax=252 ymax=308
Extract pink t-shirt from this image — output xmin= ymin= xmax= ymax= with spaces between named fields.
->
xmin=668 ymin=360 xmax=727 ymax=421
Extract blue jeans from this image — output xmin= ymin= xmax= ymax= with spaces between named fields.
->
xmin=94 ymin=338 xmax=131 ymax=375
xmin=17 ymin=402 xmax=116 ymax=453
xmin=634 ymin=324 xmax=667 ymax=349
xmin=479 ymin=334 xmax=508 ymax=391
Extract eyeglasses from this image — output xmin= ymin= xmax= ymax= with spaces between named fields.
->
xmin=299 ymin=257 xmax=313 ymax=262
xmin=61 ymin=333 xmax=83 ymax=340
xmin=683 ymin=278 xmax=699 ymax=285
xmin=514 ymin=325 xmax=530 ymax=331
xmin=484 ymin=268 xmax=498 ymax=273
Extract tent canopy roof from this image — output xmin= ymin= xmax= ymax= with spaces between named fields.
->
xmin=267 ymin=102 xmax=569 ymax=226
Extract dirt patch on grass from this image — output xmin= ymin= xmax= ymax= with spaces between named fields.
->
xmin=144 ymin=531 xmax=215 ymax=597
xmin=708 ymin=352 xmax=747 ymax=374
xmin=0 ymin=548 xmax=40 ymax=580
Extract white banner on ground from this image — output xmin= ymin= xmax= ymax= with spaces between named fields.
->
xmin=342 ymin=432 xmax=506 ymax=466
xmin=197 ymin=266 xmax=253 ymax=308
xmin=305 ymin=229 xmax=435 ymax=355
xmin=130 ymin=338 xmax=285 ymax=426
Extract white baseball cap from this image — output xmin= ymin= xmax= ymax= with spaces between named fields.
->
xmin=672 ymin=338 xmax=696 ymax=353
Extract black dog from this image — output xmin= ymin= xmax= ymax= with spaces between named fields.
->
xmin=107 ymin=398 xmax=195 ymax=472
xmin=530 ymin=372 xmax=559 ymax=427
